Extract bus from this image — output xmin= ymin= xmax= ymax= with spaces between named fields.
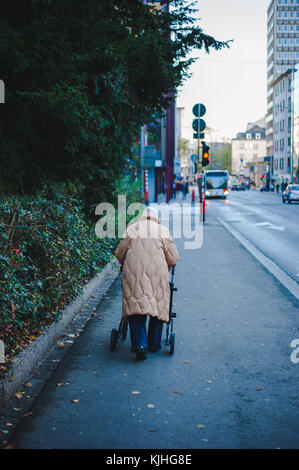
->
xmin=204 ymin=170 xmax=230 ymax=199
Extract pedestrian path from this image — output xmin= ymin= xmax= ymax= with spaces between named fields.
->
xmin=3 ymin=198 xmax=299 ymax=449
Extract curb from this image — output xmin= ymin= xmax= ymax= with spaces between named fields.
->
xmin=0 ymin=257 xmax=120 ymax=411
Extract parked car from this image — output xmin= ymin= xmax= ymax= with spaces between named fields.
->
xmin=231 ymin=183 xmax=240 ymax=191
xmin=282 ymin=184 xmax=299 ymax=203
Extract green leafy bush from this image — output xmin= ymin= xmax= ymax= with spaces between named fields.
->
xmin=0 ymin=192 xmax=117 ymax=360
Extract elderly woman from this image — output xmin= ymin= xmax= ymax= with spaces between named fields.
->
xmin=114 ymin=206 xmax=179 ymax=360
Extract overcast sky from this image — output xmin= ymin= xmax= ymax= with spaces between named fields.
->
xmin=176 ymin=0 xmax=268 ymax=141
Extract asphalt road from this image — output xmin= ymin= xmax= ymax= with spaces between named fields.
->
xmin=4 ymin=192 xmax=299 ymax=449
xmin=211 ymin=189 xmax=299 ymax=281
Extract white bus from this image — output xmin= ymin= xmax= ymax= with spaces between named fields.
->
xmin=204 ymin=170 xmax=230 ymax=199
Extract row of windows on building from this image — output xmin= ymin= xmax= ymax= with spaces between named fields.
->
xmin=239 ymin=154 xmax=259 ymax=160
xmin=274 ymin=157 xmax=291 ymax=170
xmin=276 ymin=64 xmax=297 ymax=74
xmin=274 ymin=117 xmax=292 ymax=131
xmin=274 ymin=77 xmax=292 ymax=94
xmin=277 ymin=51 xmax=299 ymax=61
xmin=278 ymin=37 xmax=299 ymax=46
xmin=277 ymin=24 xmax=299 ymax=32
xmin=274 ymin=136 xmax=291 ymax=150
xmin=277 ymin=0 xmax=299 ymax=6
xmin=238 ymin=142 xmax=261 ymax=150
xmin=274 ymin=99 xmax=292 ymax=113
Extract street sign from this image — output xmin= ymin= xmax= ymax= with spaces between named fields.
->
xmin=190 ymin=154 xmax=198 ymax=163
xmin=192 ymin=103 xmax=206 ymax=117
xmin=192 ymin=118 xmax=206 ymax=133
xmin=193 ymin=133 xmax=205 ymax=139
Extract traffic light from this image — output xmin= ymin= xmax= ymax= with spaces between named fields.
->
xmin=261 ymin=174 xmax=265 ymax=181
xmin=202 ymin=142 xmax=210 ymax=167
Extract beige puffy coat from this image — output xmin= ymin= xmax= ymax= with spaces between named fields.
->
xmin=114 ymin=213 xmax=179 ymax=323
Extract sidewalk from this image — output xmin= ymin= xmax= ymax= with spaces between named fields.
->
xmin=1 ymin=196 xmax=299 ymax=449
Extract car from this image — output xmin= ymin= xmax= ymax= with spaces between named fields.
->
xmin=231 ymin=184 xmax=240 ymax=191
xmin=282 ymin=184 xmax=299 ymax=203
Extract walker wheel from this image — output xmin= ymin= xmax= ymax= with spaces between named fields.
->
xmin=110 ymin=328 xmax=118 ymax=351
xmin=169 ymin=332 xmax=175 ymax=355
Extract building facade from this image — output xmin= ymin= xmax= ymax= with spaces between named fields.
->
xmin=272 ymin=69 xmax=293 ymax=181
xmin=266 ymin=0 xmax=299 ymax=166
xmin=232 ymin=119 xmax=267 ymax=186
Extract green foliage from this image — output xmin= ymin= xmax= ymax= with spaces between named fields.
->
xmin=209 ymin=144 xmax=232 ymax=171
xmin=0 ymin=0 xmax=229 ymax=204
xmin=0 ymin=192 xmax=117 ymax=357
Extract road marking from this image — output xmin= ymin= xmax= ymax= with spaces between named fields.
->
xmin=251 ymin=221 xmax=285 ymax=231
xmin=218 ymin=218 xmax=299 ymax=301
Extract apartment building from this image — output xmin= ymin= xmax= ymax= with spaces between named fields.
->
xmin=232 ymin=119 xmax=267 ymax=186
xmin=267 ymin=0 xmax=299 ymax=165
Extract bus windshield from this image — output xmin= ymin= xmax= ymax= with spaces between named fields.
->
xmin=206 ymin=172 xmax=228 ymax=190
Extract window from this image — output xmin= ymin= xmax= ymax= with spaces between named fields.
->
xmin=283 ymin=39 xmax=288 ymax=46
xmin=296 ymin=52 xmax=299 ymax=61
xmin=288 ymin=117 xmax=291 ymax=132
xmin=277 ymin=39 xmax=282 ymax=46
xmin=277 ymin=25 xmax=282 ymax=33
xmin=289 ymin=38 xmax=294 ymax=47
xmin=277 ymin=52 xmax=282 ymax=59
xmin=290 ymin=51 xmax=294 ymax=60
xmin=277 ymin=11 xmax=282 ymax=18
xmin=284 ymin=12 xmax=288 ymax=19
xmin=296 ymin=39 xmax=299 ymax=46
xmin=275 ymin=159 xmax=278 ymax=169
xmin=289 ymin=25 xmax=294 ymax=33
xmin=253 ymin=154 xmax=258 ymax=159
xmin=246 ymin=133 xmax=252 ymax=139
xmin=280 ymin=139 xmax=284 ymax=151
xmin=283 ymin=52 xmax=288 ymax=60
xmin=290 ymin=0 xmax=294 ymax=4
xmin=289 ymin=12 xmax=294 ymax=19
xmin=277 ymin=0 xmax=282 ymax=4
xmin=280 ymin=120 xmax=284 ymax=131
xmin=275 ymin=141 xmax=279 ymax=151
xmin=277 ymin=65 xmax=282 ymax=74
xmin=256 ymin=133 xmax=261 ymax=140
xmin=297 ymin=12 xmax=299 ymax=18
xmin=284 ymin=0 xmax=288 ymax=4
xmin=280 ymin=158 xmax=284 ymax=169
xmin=283 ymin=25 xmax=288 ymax=33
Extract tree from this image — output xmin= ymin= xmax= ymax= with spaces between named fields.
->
xmin=0 ymin=0 xmax=230 ymax=205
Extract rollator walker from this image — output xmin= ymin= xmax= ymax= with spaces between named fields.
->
xmin=110 ymin=265 xmax=178 ymax=355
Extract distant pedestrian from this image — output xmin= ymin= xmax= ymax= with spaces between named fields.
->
xmin=114 ymin=207 xmax=179 ymax=361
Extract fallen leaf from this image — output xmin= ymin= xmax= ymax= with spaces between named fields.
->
xmin=206 ymin=380 xmax=212 ymax=383
xmin=65 ymin=340 xmax=73 ymax=344
xmin=14 ymin=392 xmax=24 ymax=399
xmin=122 ymin=373 xmax=128 ymax=376
xmin=23 ymin=412 xmax=32 ymax=418
xmin=23 ymin=382 xmax=32 ymax=388
xmin=196 ymin=424 xmax=206 ymax=429
xmin=132 ymin=391 xmax=141 ymax=395
xmin=148 ymin=429 xmax=156 ymax=432
xmin=184 ymin=360 xmax=190 ymax=364
xmin=172 ymin=390 xmax=181 ymax=395
xmin=65 ymin=334 xmax=75 ymax=338
xmin=146 ymin=404 xmax=155 ymax=408
xmin=256 ymin=387 xmax=262 ymax=391
xmin=52 ymin=359 xmax=60 ymax=363
xmin=33 ymin=371 xmax=40 ymax=375
xmin=5 ymin=423 xmax=13 ymax=427
xmin=56 ymin=383 xmax=66 ymax=387
xmin=13 ymin=408 xmax=21 ymax=412
xmin=71 ymin=399 xmax=79 ymax=403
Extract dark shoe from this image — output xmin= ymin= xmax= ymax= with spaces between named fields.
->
xmin=136 ymin=347 xmax=147 ymax=361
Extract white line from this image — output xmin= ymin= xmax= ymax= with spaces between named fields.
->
xmin=218 ymin=218 xmax=299 ymax=301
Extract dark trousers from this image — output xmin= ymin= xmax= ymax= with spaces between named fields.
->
xmin=128 ymin=315 xmax=163 ymax=353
